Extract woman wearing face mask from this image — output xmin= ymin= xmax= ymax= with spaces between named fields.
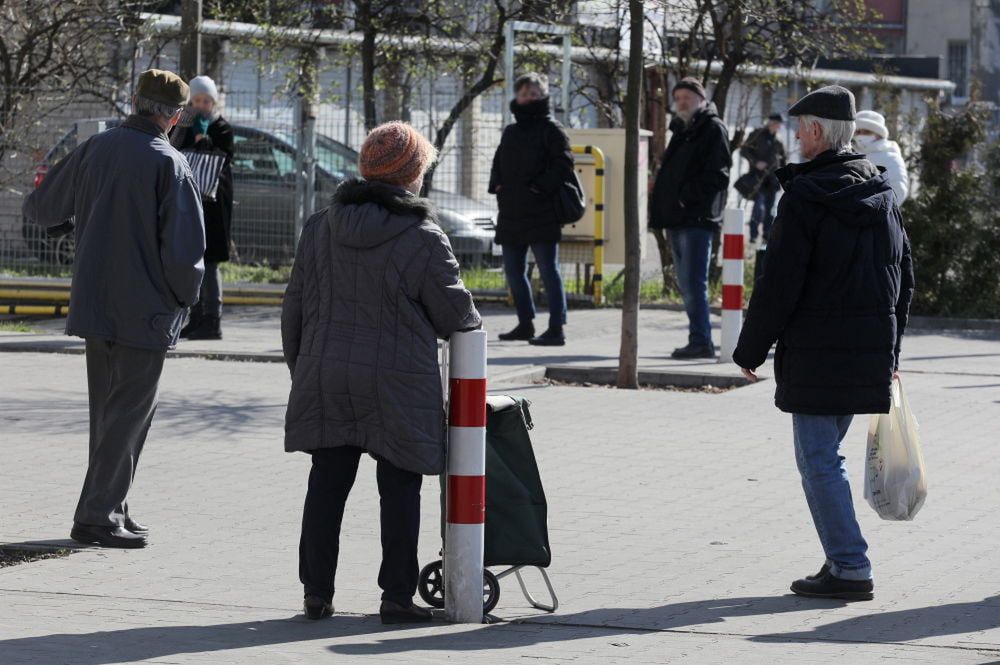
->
xmin=853 ymin=110 xmax=909 ymax=205
xmin=175 ymin=75 xmax=234 ymax=340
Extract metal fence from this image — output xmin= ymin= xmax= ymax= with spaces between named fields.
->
xmin=1 ymin=84 xmax=602 ymax=304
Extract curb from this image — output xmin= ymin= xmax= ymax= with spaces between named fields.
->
xmin=544 ymin=364 xmax=755 ymax=389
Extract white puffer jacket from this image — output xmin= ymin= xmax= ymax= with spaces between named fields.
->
xmin=856 ymin=138 xmax=909 ymax=205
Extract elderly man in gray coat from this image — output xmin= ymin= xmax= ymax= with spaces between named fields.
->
xmin=23 ymin=69 xmax=205 ymax=549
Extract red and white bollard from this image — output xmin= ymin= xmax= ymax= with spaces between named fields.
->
xmin=444 ymin=329 xmax=488 ymax=623
xmin=719 ymin=208 xmax=744 ymax=363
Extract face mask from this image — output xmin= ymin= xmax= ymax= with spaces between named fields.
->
xmin=854 ymin=134 xmax=878 ymax=150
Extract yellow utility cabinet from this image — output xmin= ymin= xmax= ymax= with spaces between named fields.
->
xmin=565 ymin=128 xmax=652 ymax=265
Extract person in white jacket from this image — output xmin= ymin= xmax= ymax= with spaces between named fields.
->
xmin=853 ymin=110 xmax=910 ymax=205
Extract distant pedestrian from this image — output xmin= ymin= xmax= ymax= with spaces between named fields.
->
xmin=22 ymin=69 xmax=205 ymax=549
xmin=489 ymin=72 xmax=576 ymax=347
xmin=282 ymin=121 xmax=481 ymax=623
xmin=650 ymin=76 xmax=732 ymax=360
xmin=853 ymin=110 xmax=910 ymax=205
xmin=739 ymin=112 xmax=786 ymax=243
xmin=734 ymin=86 xmax=915 ymax=601
xmin=173 ymin=75 xmax=234 ymax=341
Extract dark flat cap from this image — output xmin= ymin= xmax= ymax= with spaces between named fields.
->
xmin=137 ymin=69 xmax=189 ymax=107
xmin=673 ymin=76 xmax=706 ymax=100
xmin=787 ymin=85 xmax=856 ymax=121
xmin=767 ymin=112 xmax=784 ymax=123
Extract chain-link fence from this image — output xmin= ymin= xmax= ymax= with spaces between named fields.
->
xmin=1 ymin=82 xmax=604 ymax=304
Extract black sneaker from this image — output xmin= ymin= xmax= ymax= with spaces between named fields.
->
xmin=303 ymin=595 xmax=333 ymax=620
xmin=671 ymin=344 xmax=716 ymax=360
xmin=790 ymin=571 xmax=874 ymax=601
xmin=529 ymin=327 xmax=566 ymax=347
xmin=498 ymin=322 xmax=535 ymax=341
xmin=379 ymin=600 xmax=433 ymax=624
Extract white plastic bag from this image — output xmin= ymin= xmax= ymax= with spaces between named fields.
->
xmin=864 ymin=377 xmax=928 ymax=521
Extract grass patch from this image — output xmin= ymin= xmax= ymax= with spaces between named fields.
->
xmin=1 ymin=267 xmax=73 ymax=279
xmin=0 ymin=321 xmax=39 ymax=333
xmin=0 ymin=547 xmax=71 ymax=568
xmin=219 ymin=263 xmax=292 ymax=284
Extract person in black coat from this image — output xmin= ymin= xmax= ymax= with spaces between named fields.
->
xmin=489 ymin=72 xmax=576 ymax=346
xmin=175 ymin=75 xmax=234 ymax=341
xmin=734 ymin=86 xmax=915 ymax=602
xmin=739 ymin=112 xmax=786 ymax=243
xmin=649 ymin=77 xmax=732 ymax=359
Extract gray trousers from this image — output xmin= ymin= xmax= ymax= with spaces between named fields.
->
xmin=200 ymin=261 xmax=223 ymax=317
xmin=74 ymin=339 xmax=166 ymax=527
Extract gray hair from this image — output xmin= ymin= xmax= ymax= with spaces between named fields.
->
xmin=514 ymin=72 xmax=549 ymax=97
xmin=133 ymin=93 xmax=183 ymax=121
xmin=798 ymin=114 xmax=856 ymax=152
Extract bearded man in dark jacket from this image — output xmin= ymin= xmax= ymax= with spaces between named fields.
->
xmin=734 ymin=86 xmax=915 ymax=602
xmin=650 ymin=77 xmax=732 ymax=359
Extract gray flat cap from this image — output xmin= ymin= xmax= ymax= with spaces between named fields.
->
xmin=787 ymin=85 xmax=856 ymax=121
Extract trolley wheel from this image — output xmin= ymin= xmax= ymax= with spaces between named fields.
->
xmin=418 ymin=560 xmax=502 ymax=614
xmin=418 ymin=560 xmax=445 ymax=608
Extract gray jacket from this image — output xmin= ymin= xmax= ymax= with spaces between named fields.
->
xmin=281 ymin=178 xmax=482 ymax=475
xmin=23 ymin=115 xmax=206 ymax=351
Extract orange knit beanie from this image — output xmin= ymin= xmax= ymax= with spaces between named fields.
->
xmin=358 ymin=121 xmax=437 ymax=188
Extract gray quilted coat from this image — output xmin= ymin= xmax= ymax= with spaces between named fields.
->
xmin=281 ymin=178 xmax=482 ymax=475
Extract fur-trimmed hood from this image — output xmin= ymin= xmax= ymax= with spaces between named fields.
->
xmin=328 ymin=177 xmax=438 ymax=249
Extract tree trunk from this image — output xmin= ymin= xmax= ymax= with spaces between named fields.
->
xmin=358 ymin=0 xmax=378 ymax=132
xmin=617 ymin=0 xmax=644 ymax=390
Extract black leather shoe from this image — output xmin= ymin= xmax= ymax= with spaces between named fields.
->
xmin=186 ymin=315 xmax=222 ymax=341
xmin=528 ymin=327 xmax=565 ymax=346
xmin=498 ymin=322 xmax=535 ymax=341
xmin=807 ymin=563 xmax=830 ymax=580
xmin=304 ymin=595 xmax=333 ymax=620
xmin=671 ymin=344 xmax=716 ymax=360
xmin=379 ymin=600 xmax=433 ymax=624
xmin=791 ymin=571 xmax=873 ymax=601
xmin=123 ymin=517 xmax=148 ymax=535
xmin=71 ymin=524 xmax=147 ymax=549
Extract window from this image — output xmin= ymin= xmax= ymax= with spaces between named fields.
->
xmin=948 ymin=40 xmax=969 ymax=100
xmin=232 ymin=133 xmax=296 ymax=179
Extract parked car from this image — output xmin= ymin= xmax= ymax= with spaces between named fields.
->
xmin=22 ymin=119 xmax=497 ymax=266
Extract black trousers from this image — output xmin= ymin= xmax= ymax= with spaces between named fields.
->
xmin=299 ymin=446 xmax=423 ymax=605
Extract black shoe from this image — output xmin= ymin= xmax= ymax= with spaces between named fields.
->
xmin=123 ymin=517 xmax=149 ymax=535
xmin=179 ymin=308 xmax=203 ymax=338
xmin=790 ymin=571 xmax=874 ymax=601
xmin=498 ymin=322 xmax=535 ymax=341
xmin=186 ymin=315 xmax=222 ymax=341
xmin=528 ymin=327 xmax=565 ymax=347
xmin=671 ymin=344 xmax=716 ymax=360
xmin=380 ymin=600 xmax=433 ymax=624
xmin=807 ymin=563 xmax=830 ymax=581
xmin=303 ymin=595 xmax=334 ymax=620
xmin=70 ymin=523 xmax=148 ymax=549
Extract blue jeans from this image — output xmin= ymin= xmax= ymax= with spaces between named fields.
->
xmin=669 ymin=228 xmax=713 ymax=347
xmin=749 ymin=188 xmax=776 ymax=243
xmin=502 ymin=242 xmax=567 ymax=330
xmin=792 ymin=414 xmax=872 ymax=581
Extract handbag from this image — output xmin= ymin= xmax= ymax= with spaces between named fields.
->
xmin=181 ymin=150 xmax=227 ymax=201
xmin=541 ymin=127 xmax=587 ymax=226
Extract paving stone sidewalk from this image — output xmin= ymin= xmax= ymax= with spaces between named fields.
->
xmin=1 ymin=308 xmax=999 ymax=663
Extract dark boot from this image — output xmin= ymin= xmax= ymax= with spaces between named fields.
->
xmin=790 ymin=571 xmax=874 ymax=601
xmin=379 ymin=600 xmax=433 ymax=625
xmin=498 ymin=321 xmax=535 ymax=341
xmin=186 ymin=315 xmax=222 ymax=341
xmin=179 ymin=307 xmax=203 ymax=338
xmin=529 ymin=326 xmax=566 ymax=347
xmin=671 ymin=344 xmax=716 ymax=360
xmin=303 ymin=595 xmax=334 ymax=620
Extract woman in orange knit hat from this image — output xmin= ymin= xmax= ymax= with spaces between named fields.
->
xmin=282 ymin=121 xmax=481 ymax=624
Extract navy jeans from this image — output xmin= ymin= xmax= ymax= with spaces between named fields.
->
xmin=749 ymin=188 xmax=776 ymax=243
xmin=792 ymin=414 xmax=872 ymax=581
xmin=669 ymin=227 xmax=713 ymax=348
xmin=502 ymin=242 xmax=567 ymax=330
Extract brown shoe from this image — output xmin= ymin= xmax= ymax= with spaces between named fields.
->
xmin=304 ymin=595 xmax=333 ymax=620
xmin=379 ymin=600 xmax=433 ymax=624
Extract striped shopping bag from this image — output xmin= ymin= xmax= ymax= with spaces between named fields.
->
xmin=181 ymin=150 xmax=226 ymax=201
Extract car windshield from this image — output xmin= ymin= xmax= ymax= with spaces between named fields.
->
xmin=271 ymin=131 xmax=360 ymax=181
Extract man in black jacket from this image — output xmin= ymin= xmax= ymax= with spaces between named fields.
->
xmin=650 ymin=77 xmax=732 ymax=359
xmin=739 ymin=112 xmax=786 ymax=243
xmin=733 ymin=86 xmax=915 ymax=601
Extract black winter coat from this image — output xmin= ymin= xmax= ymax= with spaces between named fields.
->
xmin=649 ymin=103 xmax=732 ymax=230
xmin=739 ymin=127 xmax=786 ymax=194
xmin=489 ymin=97 xmax=576 ymax=246
xmin=177 ymin=116 xmax=234 ymax=263
xmin=733 ymin=150 xmax=915 ymax=416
